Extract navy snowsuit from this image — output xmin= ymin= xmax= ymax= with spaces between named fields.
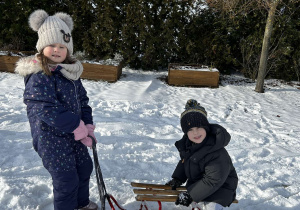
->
xmin=172 ymin=124 xmax=238 ymax=207
xmin=17 ymin=57 xmax=94 ymax=210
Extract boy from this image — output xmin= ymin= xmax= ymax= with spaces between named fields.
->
xmin=166 ymin=99 xmax=238 ymax=209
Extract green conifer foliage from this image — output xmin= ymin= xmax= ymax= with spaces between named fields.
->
xmin=67 ymin=0 xmax=96 ymax=55
xmin=1 ymin=0 xmax=299 ymax=80
xmin=120 ymin=0 xmax=192 ymax=69
xmin=120 ymin=0 xmax=146 ymax=68
xmin=266 ymin=0 xmax=300 ymax=81
xmin=0 ymin=0 xmax=70 ymax=51
xmin=84 ymin=0 xmax=127 ymax=59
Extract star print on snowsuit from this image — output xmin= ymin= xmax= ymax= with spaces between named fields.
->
xmin=23 ymin=64 xmax=93 ymax=172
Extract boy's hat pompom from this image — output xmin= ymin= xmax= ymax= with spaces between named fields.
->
xmin=180 ymin=99 xmax=209 ymax=134
xmin=28 ymin=9 xmax=74 ymax=55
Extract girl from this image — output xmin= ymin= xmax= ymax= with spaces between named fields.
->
xmin=166 ymin=99 xmax=238 ymax=210
xmin=15 ymin=10 xmax=98 ymax=210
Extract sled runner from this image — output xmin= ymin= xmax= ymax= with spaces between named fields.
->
xmin=131 ymin=182 xmax=238 ymax=210
xmin=90 ymin=136 xmax=126 ymax=210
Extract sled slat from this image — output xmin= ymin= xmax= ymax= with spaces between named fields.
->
xmin=131 ymin=182 xmax=186 ymax=191
xmin=136 ymin=195 xmax=178 ymax=202
xmin=133 ymin=189 xmax=181 ymax=196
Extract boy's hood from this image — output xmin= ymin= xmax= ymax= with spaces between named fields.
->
xmin=175 ymin=124 xmax=231 ymax=162
xmin=15 ymin=56 xmax=42 ymax=77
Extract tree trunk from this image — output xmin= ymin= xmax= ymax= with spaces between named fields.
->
xmin=255 ymin=0 xmax=279 ymax=93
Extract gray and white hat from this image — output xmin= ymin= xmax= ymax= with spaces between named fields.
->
xmin=29 ymin=9 xmax=74 ymax=55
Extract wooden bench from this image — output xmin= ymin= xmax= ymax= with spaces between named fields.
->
xmin=131 ymin=182 xmax=238 ymax=210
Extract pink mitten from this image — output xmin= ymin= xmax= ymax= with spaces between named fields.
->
xmin=81 ymin=124 xmax=97 ymax=147
xmin=72 ymin=120 xmax=88 ymax=140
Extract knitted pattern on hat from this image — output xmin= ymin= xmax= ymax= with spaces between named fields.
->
xmin=180 ymin=99 xmax=209 ymax=134
xmin=29 ymin=10 xmax=74 ymax=55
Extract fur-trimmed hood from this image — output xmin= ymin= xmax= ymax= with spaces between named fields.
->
xmin=15 ymin=55 xmax=83 ymax=80
xmin=15 ymin=55 xmax=42 ymax=77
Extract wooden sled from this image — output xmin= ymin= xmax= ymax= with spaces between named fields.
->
xmin=131 ymin=182 xmax=238 ymax=210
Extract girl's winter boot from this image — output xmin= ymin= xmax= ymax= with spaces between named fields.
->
xmin=78 ymin=200 xmax=98 ymax=210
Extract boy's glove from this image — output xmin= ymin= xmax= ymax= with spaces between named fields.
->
xmin=81 ymin=124 xmax=97 ymax=147
xmin=73 ymin=120 xmax=88 ymax=140
xmin=175 ymin=192 xmax=193 ymax=207
xmin=165 ymin=178 xmax=183 ymax=190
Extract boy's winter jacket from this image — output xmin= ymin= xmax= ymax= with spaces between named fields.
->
xmin=15 ymin=56 xmax=93 ymax=172
xmin=172 ymin=124 xmax=238 ymax=207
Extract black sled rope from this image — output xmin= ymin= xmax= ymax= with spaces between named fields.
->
xmin=90 ymin=135 xmax=125 ymax=210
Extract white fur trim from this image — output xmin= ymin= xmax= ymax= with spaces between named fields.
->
xmin=15 ymin=56 xmax=42 ymax=77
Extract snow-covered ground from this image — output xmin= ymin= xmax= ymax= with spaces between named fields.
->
xmin=0 ymin=67 xmax=299 ymax=210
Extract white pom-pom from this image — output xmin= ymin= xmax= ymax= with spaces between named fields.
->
xmin=55 ymin=12 xmax=74 ymax=31
xmin=28 ymin=9 xmax=49 ymax=32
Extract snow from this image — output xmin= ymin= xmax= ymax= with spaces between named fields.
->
xmin=170 ymin=65 xmax=219 ymax=72
xmin=0 ymin=68 xmax=299 ymax=210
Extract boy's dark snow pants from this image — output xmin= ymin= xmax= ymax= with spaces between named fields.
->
xmin=49 ymin=157 xmax=93 ymax=210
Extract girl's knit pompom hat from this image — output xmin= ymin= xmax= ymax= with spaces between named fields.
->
xmin=180 ymin=99 xmax=209 ymax=134
xmin=29 ymin=9 xmax=74 ymax=55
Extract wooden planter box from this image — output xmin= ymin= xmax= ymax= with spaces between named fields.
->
xmin=81 ymin=62 xmax=122 ymax=82
xmin=168 ymin=63 xmax=219 ymax=87
xmin=0 ymin=54 xmax=122 ymax=82
xmin=0 ymin=55 xmax=21 ymax=73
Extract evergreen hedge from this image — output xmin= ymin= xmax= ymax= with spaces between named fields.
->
xmin=0 ymin=0 xmax=299 ymax=81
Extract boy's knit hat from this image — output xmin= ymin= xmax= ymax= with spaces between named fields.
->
xmin=29 ymin=9 xmax=74 ymax=55
xmin=180 ymin=99 xmax=209 ymax=134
